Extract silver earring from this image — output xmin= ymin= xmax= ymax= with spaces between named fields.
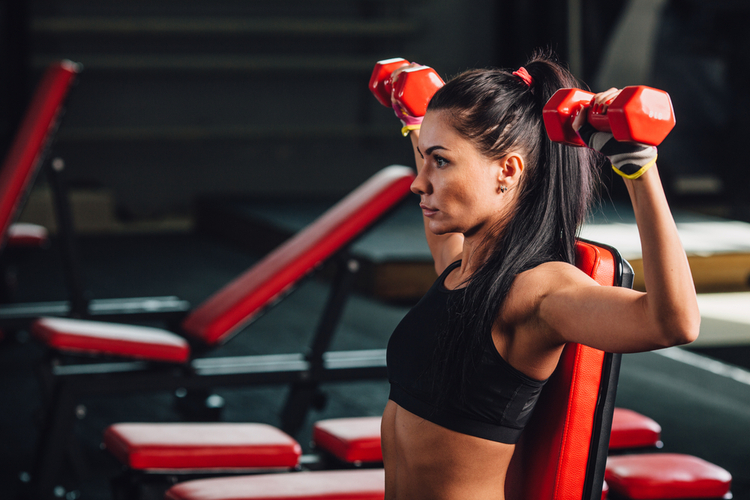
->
xmin=500 ymin=185 xmax=508 ymax=193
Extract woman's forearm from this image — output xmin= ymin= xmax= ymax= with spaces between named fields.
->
xmin=625 ymin=165 xmax=700 ymax=345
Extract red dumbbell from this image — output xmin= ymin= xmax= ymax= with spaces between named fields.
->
xmin=543 ymin=86 xmax=675 ymax=147
xmin=369 ymin=58 xmax=445 ymax=117
xmin=392 ymin=66 xmax=445 ymax=117
xmin=369 ymin=58 xmax=410 ymax=108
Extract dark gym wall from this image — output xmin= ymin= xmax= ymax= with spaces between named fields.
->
xmin=0 ymin=0 xmax=660 ymax=219
xmin=0 ymin=0 xmax=578 ymax=218
xmin=0 ymin=1 xmax=31 ymax=156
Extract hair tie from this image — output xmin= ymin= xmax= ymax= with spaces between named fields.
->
xmin=512 ymin=67 xmax=533 ymax=87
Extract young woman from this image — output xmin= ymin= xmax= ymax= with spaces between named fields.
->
xmin=381 ymin=52 xmax=700 ymax=499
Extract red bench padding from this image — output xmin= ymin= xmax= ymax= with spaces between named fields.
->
xmin=32 ymin=317 xmax=190 ymax=363
xmin=32 ymin=166 xmax=415 ymax=359
xmin=505 ymin=239 xmax=618 ymax=499
xmin=605 ymin=454 xmax=732 ymax=499
xmin=6 ymin=223 xmax=49 ymax=248
xmin=104 ymin=423 xmax=301 ymax=471
xmin=181 ymin=165 xmax=415 ymax=346
xmin=0 ymin=61 xmax=79 ymax=250
xmin=609 ymin=408 xmax=662 ymax=450
xmin=575 ymin=240 xmax=617 ymax=287
xmin=312 ymin=417 xmax=382 ymax=464
xmin=165 ymin=469 xmax=385 ymax=500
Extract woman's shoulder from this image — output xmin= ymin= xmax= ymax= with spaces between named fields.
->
xmin=517 ymin=260 xmax=591 ymax=289
xmin=502 ymin=261 xmax=595 ymax=320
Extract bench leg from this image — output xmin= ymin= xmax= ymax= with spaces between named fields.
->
xmin=280 ymin=382 xmax=327 ymax=435
xmin=30 ymin=379 xmax=80 ymax=499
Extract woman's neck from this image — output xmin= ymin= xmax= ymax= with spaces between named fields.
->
xmin=455 ymin=231 xmax=491 ymax=283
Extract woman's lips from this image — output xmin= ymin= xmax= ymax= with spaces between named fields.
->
xmin=420 ymin=203 xmax=438 ymax=217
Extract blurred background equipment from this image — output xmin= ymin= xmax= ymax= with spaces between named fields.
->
xmin=0 ymin=0 xmax=749 ymax=499
xmin=0 ymin=0 xmax=745 ymax=220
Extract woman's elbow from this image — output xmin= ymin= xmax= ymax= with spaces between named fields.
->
xmin=657 ymin=312 xmax=701 ymax=347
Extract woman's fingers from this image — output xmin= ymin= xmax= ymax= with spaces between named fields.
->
xmin=592 ymin=87 xmax=621 ymax=114
xmin=572 ymin=104 xmax=587 ymax=131
xmin=572 ymin=88 xmax=622 ymax=131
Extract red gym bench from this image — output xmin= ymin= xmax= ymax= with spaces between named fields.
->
xmin=605 ymin=454 xmax=732 ymax=499
xmin=504 ymin=239 xmax=629 ymax=500
xmin=0 ymin=62 xmax=77 ymax=250
xmin=119 ymin=239 xmax=630 ymax=500
xmin=609 ymin=407 xmax=662 ymax=452
xmin=28 ymin=165 xmax=415 ymax=499
xmin=0 ymin=60 xmax=190 ymax=325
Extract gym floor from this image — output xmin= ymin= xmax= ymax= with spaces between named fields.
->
xmin=1 ymin=231 xmax=749 ymax=499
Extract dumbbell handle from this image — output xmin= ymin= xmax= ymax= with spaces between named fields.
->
xmin=543 ymin=86 xmax=675 ymax=147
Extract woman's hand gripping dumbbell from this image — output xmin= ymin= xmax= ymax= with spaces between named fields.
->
xmin=544 ymin=86 xmax=675 ymax=179
xmin=369 ymin=58 xmax=445 ymax=136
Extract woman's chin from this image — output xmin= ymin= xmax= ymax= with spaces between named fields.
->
xmin=428 ymin=222 xmax=458 ymax=236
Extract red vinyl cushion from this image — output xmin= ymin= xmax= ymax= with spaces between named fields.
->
xmin=609 ymin=408 xmax=662 ymax=450
xmin=602 ymin=480 xmax=609 ymax=500
xmin=6 ymin=223 xmax=49 ymax=248
xmin=505 ymin=240 xmax=617 ymax=500
xmin=32 ymin=317 xmax=190 ymax=363
xmin=575 ymin=240 xmax=616 ymax=287
xmin=0 ymin=61 xmax=79 ymax=249
xmin=312 ymin=416 xmax=382 ymax=463
xmin=181 ymin=165 xmax=415 ymax=346
xmin=605 ymin=454 xmax=732 ymax=499
xmin=165 ymin=469 xmax=385 ymax=500
xmin=104 ymin=423 xmax=301 ymax=471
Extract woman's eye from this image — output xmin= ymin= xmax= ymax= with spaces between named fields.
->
xmin=434 ymin=156 xmax=449 ymax=168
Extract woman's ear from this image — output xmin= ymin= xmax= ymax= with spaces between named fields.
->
xmin=497 ymin=153 xmax=525 ymax=193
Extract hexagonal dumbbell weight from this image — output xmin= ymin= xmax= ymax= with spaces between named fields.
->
xmin=369 ymin=58 xmax=445 ymax=117
xmin=543 ymin=86 xmax=675 ymax=147
xmin=368 ymin=58 xmax=410 ymax=108
xmin=392 ymin=66 xmax=445 ymax=117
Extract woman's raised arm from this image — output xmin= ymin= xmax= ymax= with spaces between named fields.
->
xmin=407 ymin=128 xmax=464 ymax=275
xmin=529 ymin=89 xmax=699 ymax=353
xmin=387 ymin=61 xmax=463 ymax=275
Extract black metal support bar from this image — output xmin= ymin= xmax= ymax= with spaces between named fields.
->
xmin=280 ymin=255 xmax=361 ymax=435
xmin=0 ymin=296 xmax=190 ymax=328
xmin=45 ymin=157 xmax=89 ymax=318
xmin=308 ymin=255 xmax=361 ymax=369
xmin=29 ymin=379 xmax=82 ymax=499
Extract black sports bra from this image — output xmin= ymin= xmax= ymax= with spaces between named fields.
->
xmin=386 ymin=261 xmax=547 ymax=444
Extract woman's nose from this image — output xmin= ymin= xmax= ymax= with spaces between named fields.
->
xmin=411 ymin=170 xmax=430 ymax=195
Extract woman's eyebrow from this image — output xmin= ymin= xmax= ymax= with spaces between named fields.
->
xmin=424 ymin=145 xmax=448 ymax=156
xmin=416 ymin=147 xmax=424 ymax=159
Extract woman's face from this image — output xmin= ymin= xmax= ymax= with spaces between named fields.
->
xmin=413 ymin=110 xmax=511 ymax=238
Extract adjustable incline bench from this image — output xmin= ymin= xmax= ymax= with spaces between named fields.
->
xmin=128 ymin=239 xmax=627 ymax=500
xmin=0 ymin=60 xmax=190 ymax=326
xmin=27 ymin=165 xmax=415 ymax=499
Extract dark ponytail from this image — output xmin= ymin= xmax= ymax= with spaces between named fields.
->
xmin=426 ymin=50 xmax=599 ymax=404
